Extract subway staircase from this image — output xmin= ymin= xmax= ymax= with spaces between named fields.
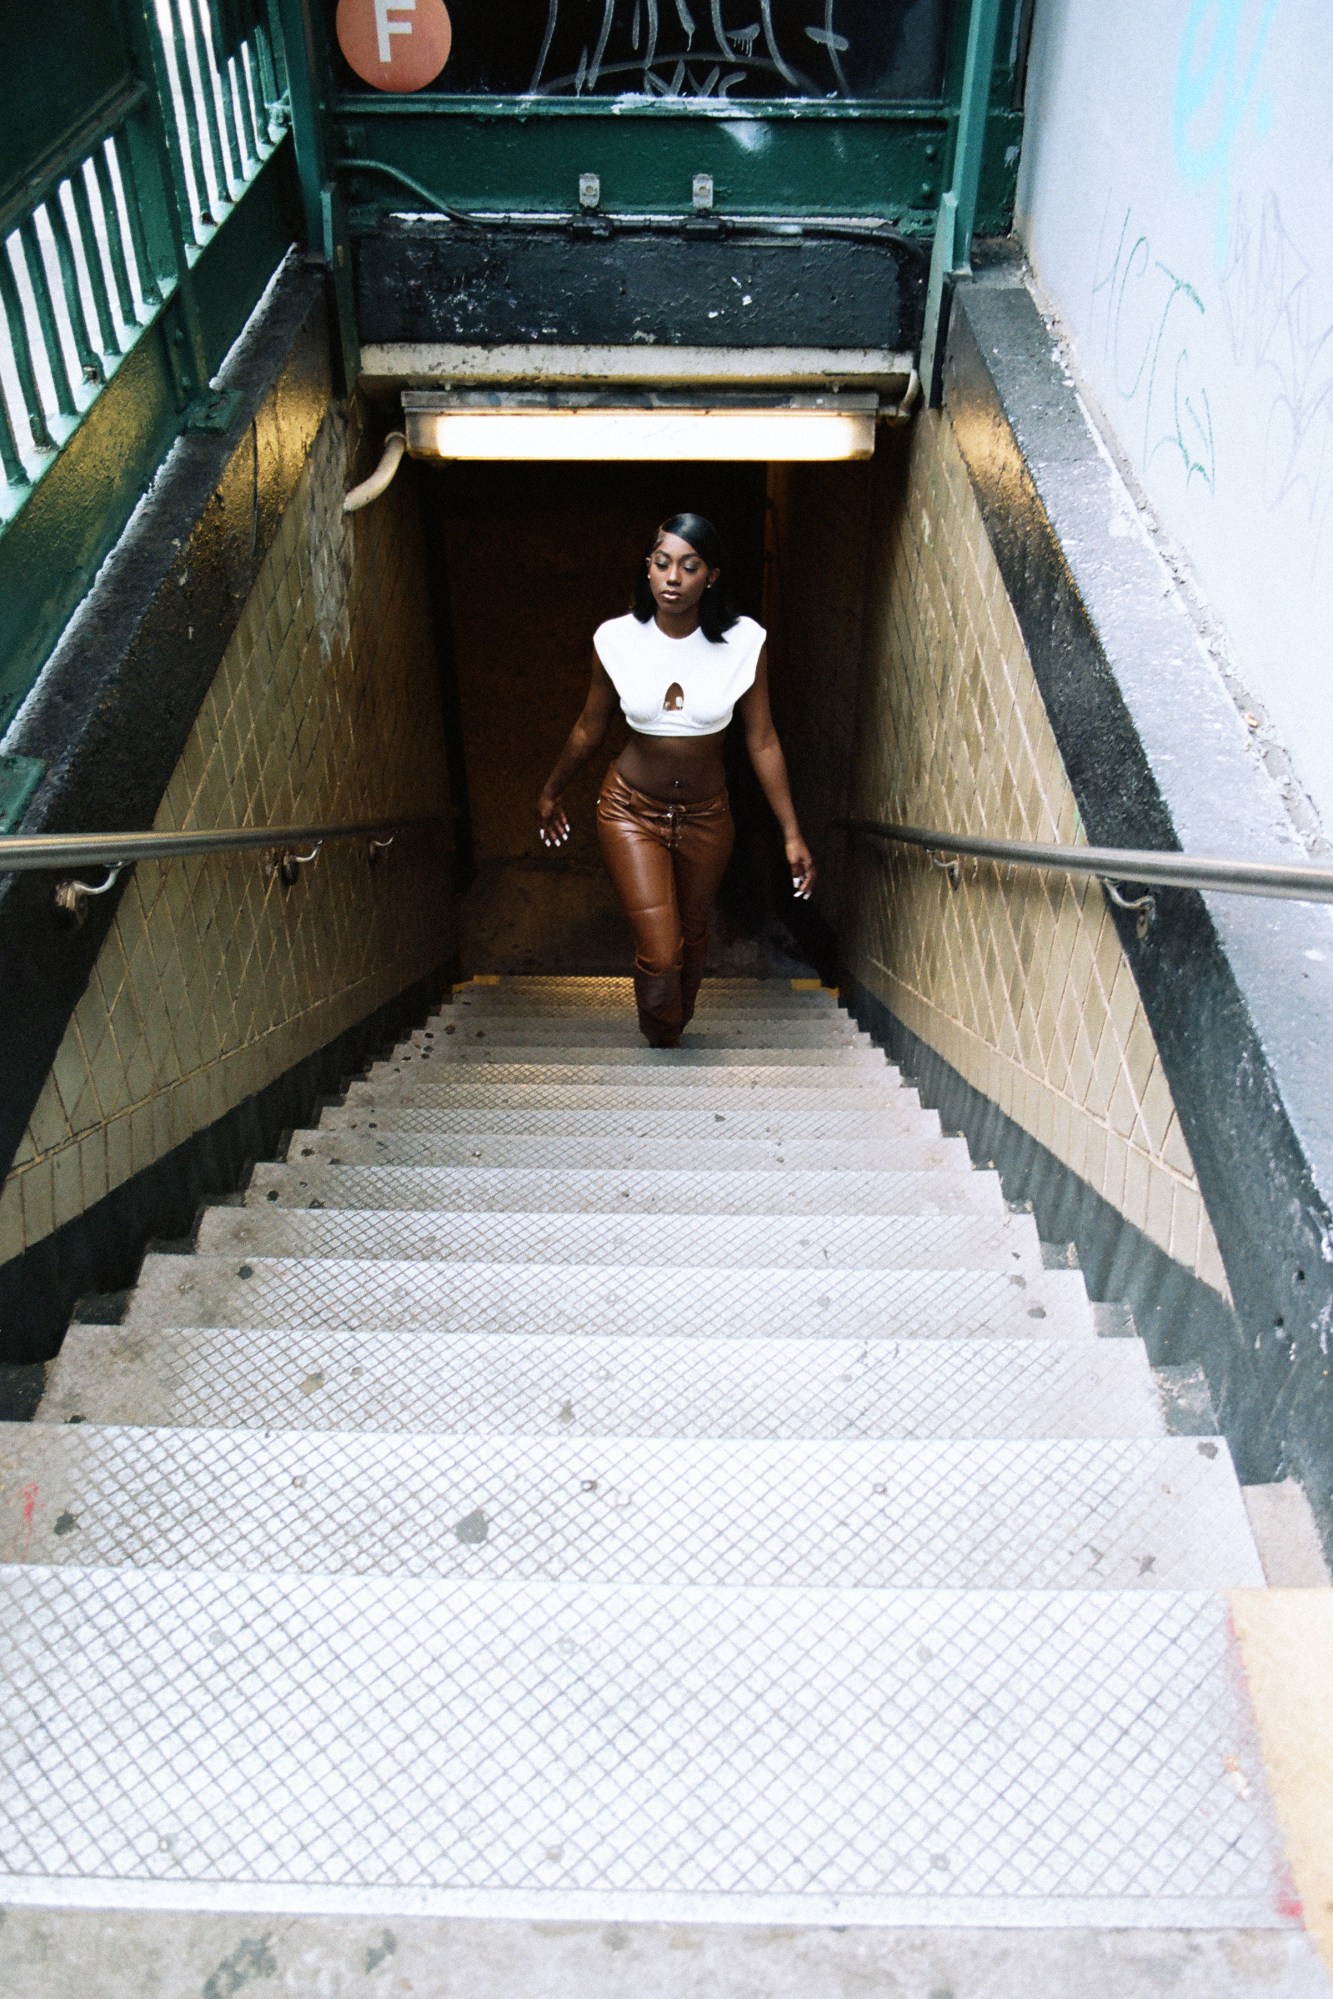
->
xmin=0 ymin=977 xmax=1327 ymax=1995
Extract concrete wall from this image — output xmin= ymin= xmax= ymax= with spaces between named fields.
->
xmin=0 ymin=404 xmax=452 ymax=1284
xmin=775 ymin=422 xmax=1228 ymax=1301
xmin=1015 ymin=0 xmax=1333 ymax=835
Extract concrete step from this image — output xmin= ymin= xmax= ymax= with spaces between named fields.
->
xmin=246 ymin=1161 xmax=1032 ymax=1224
xmin=39 ymin=1326 xmax=1165 ymax=1437
xmin=122 ymin=1254 xmax=1082 ymax=1344
xmin=283 ymin=1129 xmax=962 ymax=1175
xmin=328 ymin=1099 xmax=949 ymax=1146
xmin=192 ymin=1199 xmax=1023 ymax=1263
xmin=0 ymin=1428 xmax=1263 ymax=1589
xmin=2 ymin=1912 xmax=1326 ymax=1999
xmin=0 ymin=1568 xmax=1295 ymax=1925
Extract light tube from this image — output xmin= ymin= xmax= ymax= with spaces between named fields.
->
xmin=404 ymin=405 xmax=876 ymax=461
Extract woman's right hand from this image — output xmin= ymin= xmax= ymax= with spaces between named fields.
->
xmin=537 ymin=790 xmax=570 ymax=848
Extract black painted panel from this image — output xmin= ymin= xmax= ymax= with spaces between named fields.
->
xmin=336 ymin=0 xmax=952 ymax=101
xmin=356 ymin=221 xmax=925 ymax=350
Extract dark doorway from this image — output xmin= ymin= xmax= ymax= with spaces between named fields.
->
xmin=422 ymin=459 xmax=814 ymax=978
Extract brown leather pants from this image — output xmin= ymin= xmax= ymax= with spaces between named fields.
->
xmin=596 ymin=764 xmax=734 ymax=1047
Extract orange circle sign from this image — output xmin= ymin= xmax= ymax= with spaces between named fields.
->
xmin=335 ymin=0 xmax=452 ymax=92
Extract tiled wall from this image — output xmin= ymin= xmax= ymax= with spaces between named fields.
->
xmin=774 ymin=417 xmax=1229 ymax=1299
xmin=0 ymin=409 xmax=453 ymax=1266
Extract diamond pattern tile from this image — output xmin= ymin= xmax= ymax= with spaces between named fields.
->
xmin=284 ymin=1130 xmax=953 ymax=1174
xmin=127 ymin=1252 xmax=1057 ymax=1340
xmin=0 ymin=1430 xmax=1262 ymax=1588
xmin=325 ymin=1101 xmax=946 ymax=1145
xmin=40 ymin=1328 xmax=1164 ymax=1438
xmin=249 ymin=1164 xmax=1008 ymax=1219
xmin=349 ymin=1078 xmax=921 ymax=1115
xmin=11 ymin=978 xmax=1291 ymax=1934
xmin=364 ymin=1060 xmax=885 ymax=1092
xmin=197 ymin=1199 xmax=1015 ymax=1263
xmin=416 ymin=1021 xmax=866 ymax=1047
xmin=0 ymin=1569 xmax=1290 ymax=1921
xmin=391 ymin=1046 xmax=886 ymax=1071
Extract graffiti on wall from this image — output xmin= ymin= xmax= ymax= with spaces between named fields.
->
xmin=1219 ymin=191 xmax=1333 ymax=559
xmin=346 ymin=0 xmax=952 ymax=100
xmin=1089 ymin=202 xmax=1216 ymax=492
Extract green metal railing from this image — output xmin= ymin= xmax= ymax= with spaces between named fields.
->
xmin=0 ymin=1 xmax=287 ymax=518
xmin=0 ymin=2 xmax=300 ymax=787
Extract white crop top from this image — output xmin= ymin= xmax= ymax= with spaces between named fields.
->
xmin=593 ymin=612 xmax=765 ymax=737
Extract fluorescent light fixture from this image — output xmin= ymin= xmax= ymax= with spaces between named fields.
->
xmin=401 ymin=391 xmax=877 ymax=462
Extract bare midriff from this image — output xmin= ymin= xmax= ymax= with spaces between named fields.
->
xmin=614 ymin=728 xmax=729 ymax=804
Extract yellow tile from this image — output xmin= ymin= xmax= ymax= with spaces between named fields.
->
xmin=1170 ymin=1182 xmax=1201 ymax=1266
xmin=27 ymin=1080 xmax=70 ymax=1160
xmin=0 ymin=1182 xmax=25 ymax=1266
xmin=1143 ymin=1160 xmax=1176 ymax=1257
xmin=1138 ymin=1059 xmax=1177 ymax=1157
xmin=1228 ymin=1591 xmax=1333 ymax=1975
xmin=19 ymin=1160 xmax=56 ymax=1247
xmin=49 ymin=1145 xmax=84 ymax=1233
xmin=1121 ymin=1144 xmax=1152 ymax=1233
xmin=1162 ymin=1110 xmax=1197 ymax=1178
xmin=105 ymin=1114 xmax=133 ymax=1196
xmin=1196 ymin=1217 xmax=1231 ymax=1298
xmin=1123 ymin=1011 xmax=1159 ymax=1099
xmin=78 ymin=1127 xmax=109 ymax=1210
xmin=1098 ymin=1130 xmax=1128 ymax=1213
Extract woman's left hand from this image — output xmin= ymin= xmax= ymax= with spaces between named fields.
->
xmin=786 ymin=837 xmax=816 ymax=901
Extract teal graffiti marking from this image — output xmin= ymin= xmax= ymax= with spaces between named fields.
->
xmin=1091 ymin=202 xmax=1217 ymax=493
xmin=1173 ymin=0 xmax=1280 ymax=265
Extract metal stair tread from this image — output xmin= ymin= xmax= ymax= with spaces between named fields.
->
xmin=324 ymin=1102 xmax=951 ymax=1145
xmin=390 ymin=1045 xmax=888 ymax=1069
xmin=38 ymin=1327 xmax=1165 ymax=1436
xmin=416 ymin=1023 xmax=867 ymax=1048
xmin=358 ymin=1060 xmax=893 ymax=1090
xmin=282 ymin=1130 xmax=968 ymax=1173
xmin=180 ymin=1207 xmax=1046 ymax=1274
xmin=122 ymin=1254 xmax=1090 ymax=1342
xmin=0 ymin=1429 xmax=1263 ymax=1589
xmin=247 ymin=1161 xmax=1019 ymax=1218
xmin=0 ymin=1568 xmax=1294 ymax=1926
xmin=347 ymin=1078 xmax=922 ymax=1113
xmin=11 ymin=975 xmax=1305 ymax=1964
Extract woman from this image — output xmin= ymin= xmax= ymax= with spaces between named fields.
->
xmin=537 ymin=513 xmax=816 ymax=1048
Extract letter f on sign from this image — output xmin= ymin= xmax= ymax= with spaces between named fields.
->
xmin=374 ymin=0 xmax=415 ymax=63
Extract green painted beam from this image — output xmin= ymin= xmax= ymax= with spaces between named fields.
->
xmin=335 ymin=98 xmax=952 ymax=229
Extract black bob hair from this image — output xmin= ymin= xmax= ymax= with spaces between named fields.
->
xmin=632 ymin=513 xmax=738 ymax=642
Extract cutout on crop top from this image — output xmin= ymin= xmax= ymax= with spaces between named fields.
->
xmin=593 ymin=612 xmax=765 ymax=738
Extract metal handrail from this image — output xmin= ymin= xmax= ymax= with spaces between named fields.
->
xmin=0 ymin=815 xmax=441 ymax=920
xmin=0 ymin=817 xmax=436 ymax=872
xmin=836 ymin=819 xmax=1333 ymax=904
